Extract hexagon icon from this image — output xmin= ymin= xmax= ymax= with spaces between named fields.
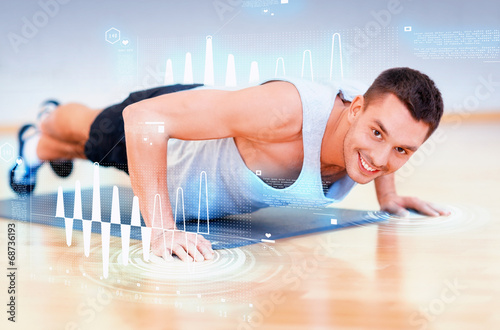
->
xmin=105 ymin=28 xmax=120 ymax=44
xmin=0 ymin=142 xmax=15 ymax=163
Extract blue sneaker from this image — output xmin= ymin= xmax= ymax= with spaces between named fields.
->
xmin=36 ymin=99 xmax=60 ymax=122
xmin=9 ymin=124 xmax=42 ymax=195
xmin=38 ymin=100 xmax=74 ymax=178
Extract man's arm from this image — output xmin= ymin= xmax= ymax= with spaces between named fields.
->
xmin=375 ymin=173 xmax=450 ymax=217
xmin=123 ymin=82 xmax=302 ymax=261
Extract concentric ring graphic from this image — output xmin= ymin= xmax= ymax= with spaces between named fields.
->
xmin=70 ymin=239 xmax=294 ymax=304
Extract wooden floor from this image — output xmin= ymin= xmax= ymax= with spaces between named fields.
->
xmin=1 ymin=121 xmax=499 ymax=330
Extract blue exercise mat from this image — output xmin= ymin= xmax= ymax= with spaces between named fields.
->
xmin=0 ymin=187 xmax=389 ymax=249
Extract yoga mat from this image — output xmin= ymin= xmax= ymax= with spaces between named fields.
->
xmin=0 ymin=187 xmax=389 ymax=249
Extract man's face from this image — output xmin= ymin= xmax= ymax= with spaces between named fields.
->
xmin=343 ymin=93 xmax=430 ymax=184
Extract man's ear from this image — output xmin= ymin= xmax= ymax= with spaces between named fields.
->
xmin=347 ymin=95 xmax=364 ymax=124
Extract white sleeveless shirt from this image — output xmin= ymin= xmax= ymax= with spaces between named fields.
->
xmin=166 ymin=77 xmax=367 ymax=220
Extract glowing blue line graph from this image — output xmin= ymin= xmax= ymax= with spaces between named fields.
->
xmin=330 ymin=33 xmax=344 ymax=81
xmin=204 ymin=35 xmax=214 ymax=86
xmin=301 ymin=49 xmax=314 ymax=81
xmin=56 ymin=163 xmax=211 ymax=278
xmin=275 ymin=57 xmax=286 ymax=77
xmin=184 ymin=52 xmax=194 ymax=84
xmin=225 ymin=54 xmax=237 ymax=87
xmin=163 ymin=33 xmax=344 ymax=86
xmin=164 ymin=58 xmax=174 ymax=85
xmin=249 ymin=61 xmax=260 ymax=84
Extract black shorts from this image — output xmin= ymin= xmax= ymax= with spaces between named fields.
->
xmin=84 ymin=84 xmax=203 ymax=174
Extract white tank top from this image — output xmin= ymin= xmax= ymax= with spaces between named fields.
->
xmin=166 ymin=77 xmax=368 ymax=220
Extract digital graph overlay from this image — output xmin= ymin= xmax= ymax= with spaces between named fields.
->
xmin=52 ymin=239 xmax=292 ymax=305
xmin=162 ymin=33 xmax=344 ymax=87
xmin=56 ymin=162 xmax=211 ymax=279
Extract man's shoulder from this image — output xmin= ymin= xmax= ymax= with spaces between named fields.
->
xmin=262 ymin=77 xmax=369 ymax=103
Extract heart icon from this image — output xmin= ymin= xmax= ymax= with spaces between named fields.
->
xmin=16 ymin=157 xmax=23 ymax=165
xmin=265 ymin=233 xmax=271 ymax=238
xmin=122 ymin=39 xmax=129 ymax=46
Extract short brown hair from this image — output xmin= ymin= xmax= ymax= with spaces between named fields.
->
xmin=364 ymin=67 xmax=444 ymax=138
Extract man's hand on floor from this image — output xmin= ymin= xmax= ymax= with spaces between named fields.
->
xmin=378 ymin=192 xmax=451 ymax=217
xmin=150 ymin=228 xmax=214 ymax=262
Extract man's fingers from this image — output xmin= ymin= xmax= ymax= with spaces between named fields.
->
xmin=151 ymin=230 xmax=214 ymax=262
xmin=402 ymin=197 xmax=440 ymax=217
xmin=198 ymin=245 xmax=214 ymax=260
xmin=161 ymin=249 xmax=174 ymax=261
xmin=151 ymin=244 xmax=174 ymax=261
xmin=196 ymin=235 xmax=214 ymax=252
xmin=188 ymin=234 xmax=214 ymax=260
xmin=382 ymin=201 xmax=409 ymax=217
xmin=187 ymin=233 xmax=214 ymax=258
xmin=196 ymin=234 xmax=210 ymax=244
xmin=394 ymin=208 xmax=410 ymax=218
xmin=190 ymin=236 xmax=214 ymax=261
xmin=416 ymin=204 xmax=439 ymax=217
xmin=185 ymin=242 xmax=204 ymax=262
xmin=199 ymin=239 xmax=214 ymax=255
xmin=381 ymin=196 xmax=451 ymax=219
xmin=172 ymin=244 xmax=193 ymax=262
xmin=429 ymin=203 xmax=451 ymax=216
xmin=402 ymin=198 xmax=452 ymax=217
xmin=178 ymin=233 xmax=213 ymax=262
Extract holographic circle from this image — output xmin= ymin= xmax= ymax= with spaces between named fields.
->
xmin=117 ymin=242 xmax=254 ymax=285
xmin=76 ymin=239 xmax=293 ymax=304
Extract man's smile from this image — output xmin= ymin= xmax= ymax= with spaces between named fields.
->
xmin=358 ymin=152 xmax=380 ymax=175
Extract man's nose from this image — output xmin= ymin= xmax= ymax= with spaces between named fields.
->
xmin=370 ymin=145 xmax=391 ymax=169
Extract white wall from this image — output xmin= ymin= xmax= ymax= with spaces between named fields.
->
xmin=1 ymin=0 xmax=499 ymax=125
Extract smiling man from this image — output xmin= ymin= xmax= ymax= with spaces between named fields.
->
xmin=10 ymin=67 xmax=448 ymax=262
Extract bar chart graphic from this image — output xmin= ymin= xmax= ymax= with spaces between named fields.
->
xmin=56 ymin=163 xmax=210 ymax=279
xmin=163 ymin=33 xmax=345 ymax=87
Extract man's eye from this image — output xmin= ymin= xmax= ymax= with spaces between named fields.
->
xmin=372 ymin=129 xmax=381 ymax=138
xmin=396 ymin=147 xmax=406 ymax=154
